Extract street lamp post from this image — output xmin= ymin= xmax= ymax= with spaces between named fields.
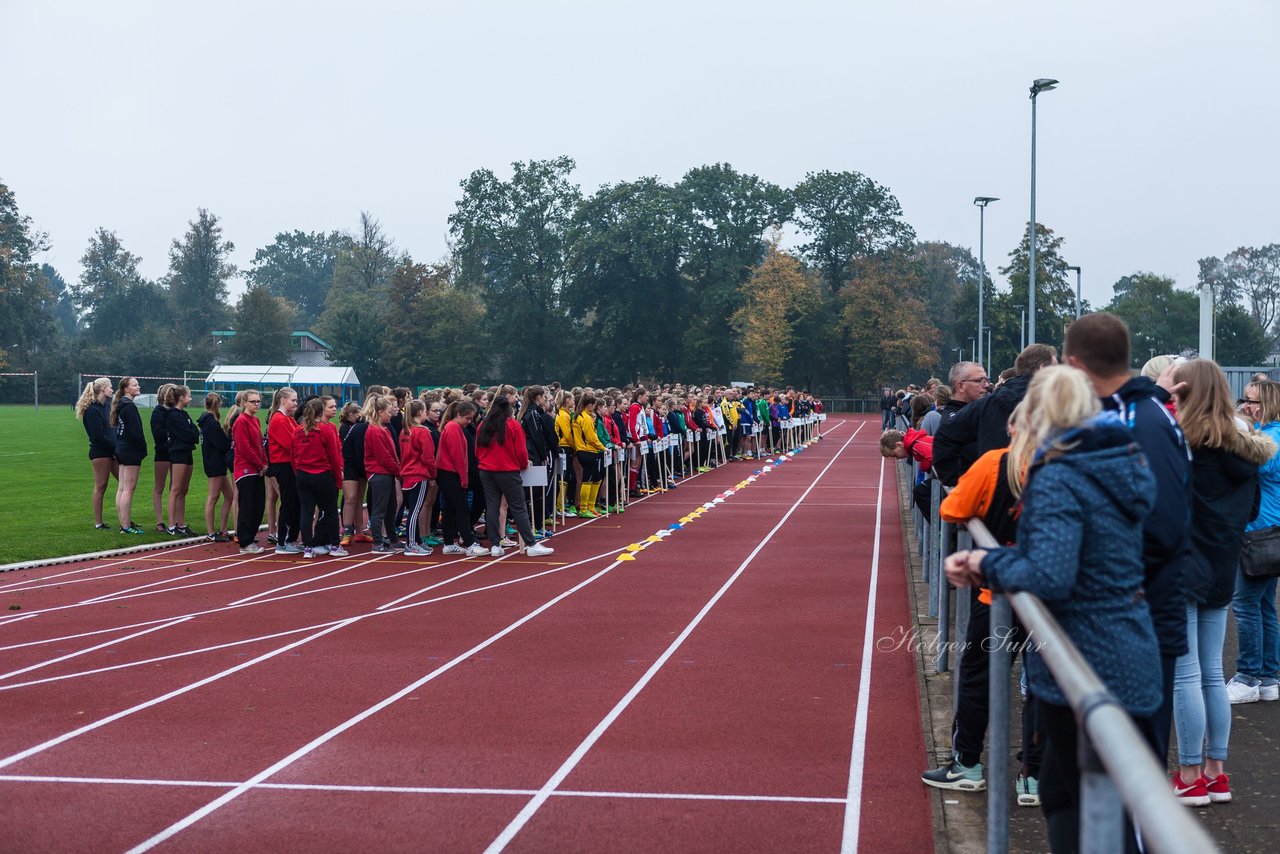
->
xmin=1067 ymin=265 xmax=1082 ymax=319
xmin=1013 ymin=304 xmax=1026 ymax=351
xmin=953 ymin=347 xmax=963 ymax=364
xmin=1028 ymin=77 xmax=1058 ymax=346
xmin=984 ymin=327 xmax=992 ymax=370
xmin=968 ymin=337 xmax=977 ymax=362
xmin=974 ymin=196 xmax=999 ymax=374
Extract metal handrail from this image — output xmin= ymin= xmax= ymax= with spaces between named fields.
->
xmin=961 ymin=517 xmax=1219 ymax=854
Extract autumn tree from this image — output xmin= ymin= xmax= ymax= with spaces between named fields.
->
xmin=839 ymin=255 xmax=940 ymax=394
xmin=247 ymin=230 xmax=340 ymax=327
xmin=382 ymin=260 xmax=490 ymax=385
xmin=229 ymin=284 xmax=293 ymax=364
xmin=732 ymin=230 xmax=819 ymax=386
xmin=999 ymin=222 xmax=1076 ymax=351
xmin=167 ymin=209 xmax=236 ymax=365
xmin=317 ymin=213 xmax=403 ymax=380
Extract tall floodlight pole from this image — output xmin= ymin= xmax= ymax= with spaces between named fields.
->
xmin=969 ymin=337 xmax=977 ymax=362
xmin=1067 ymin=265 xmax=1082 ymax=319
xmin=1028 ymin=78 xmax=1058 ymax=345
xmin=974 ymin=197 xmax=999 ymax=373
xmin=1013 ymin=304 xmax=1026 ymax=351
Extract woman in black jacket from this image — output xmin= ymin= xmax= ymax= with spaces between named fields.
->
xmin=109 ymin=377 xmax=147 ymax=534
xmin=519 ymin=385 xmax=557 ymax=535
xmin=150 ymin=383 xmax=174 ymax=532
xmin=76 ymin=377 xmax=117 ymax=529
xmin=1168 ymin=359 xmax=1275 ymax=805
xmin=163 ymin=385 xmax=200 ymax=536
xmin=198 ymin=393 xmax=234 ymax=541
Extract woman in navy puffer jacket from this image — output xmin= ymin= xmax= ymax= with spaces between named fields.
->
xmin=947 ymin=365 xmax=1161 ymax=853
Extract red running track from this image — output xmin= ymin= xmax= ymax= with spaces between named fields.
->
xmin=0 ymin=415 xmax=931 ymax=853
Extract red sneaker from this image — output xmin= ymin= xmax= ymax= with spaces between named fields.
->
xmin=1201 ymin=773 xmax=1231 ymax=803
xmin=353 ymin=532 xmax=374 ymax=544
xmin=1172 ymin=772 xmax=1210 ymax=807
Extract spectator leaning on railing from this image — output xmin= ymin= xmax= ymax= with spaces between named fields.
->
xmin=1062 ymin=312 xmax=1193 ymax=769
xmin=945 ymin=365 xmax=1162 ymax=853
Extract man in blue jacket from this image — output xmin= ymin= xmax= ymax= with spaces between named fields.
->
xmin=1063 ymin=311 xmax=1192 ymax=766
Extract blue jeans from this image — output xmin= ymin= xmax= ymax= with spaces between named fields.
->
xmin=881 ymin=409 xmax=893 ymax=429
xmin=1173 ymin=605 xmax=1230 ymax=766
xmin=1232 ymin=570 xmax=1279 ymax=680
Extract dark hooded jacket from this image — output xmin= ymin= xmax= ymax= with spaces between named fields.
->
xmin=1185 ymin=427 xmax=1274 ymax=607
xmin=981 ymin=415 xmax=1162 ymax=715
xmin=1100 ymin=376 xmax=1192 ymax=657
xmin=933 ymin=375 xmax=1032 ymax=486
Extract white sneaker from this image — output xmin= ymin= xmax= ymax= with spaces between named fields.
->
xmin=525 ymin=543 xmax=554 ymax=557
xmin=465 ymin=544 xmax=490 ymax=557
xmin=442 ymin=544 xmax=466 ymax=555
xmin=404 ymin=543 xmax=433 ymax=556
xmin=1261 ymin=681 xmax=1280 ymax=702
xmin=313 ymin=545 xmax=330 ymax=556
xmin=499 ymin=537 xmax=518 ymax=548
xmin=239 ymin=543 xmax=264 ymax=554
xmin=328 ymin=546 xmax=349 ymax=557
xmin=490 ymin=545 xmax=504 ymax=557
xmin=1226 ymin=675 xmax=1260 ymax=704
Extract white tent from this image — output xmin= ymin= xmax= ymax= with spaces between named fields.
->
xmin=202 ymin=365 xmax=362 ymax=403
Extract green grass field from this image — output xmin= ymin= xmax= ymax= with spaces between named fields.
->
xmin=0 ymin=405 xmax=222 ymax=565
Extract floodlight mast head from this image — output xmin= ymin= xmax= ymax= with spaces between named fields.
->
xmin=973 ymin=196 xmax=999 ymax=207
xmin=1030 ymin=78 xmax=1059 ymax=97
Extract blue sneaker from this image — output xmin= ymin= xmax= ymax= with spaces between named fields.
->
xmin=921 ymin=760 xmax=985 ymax=791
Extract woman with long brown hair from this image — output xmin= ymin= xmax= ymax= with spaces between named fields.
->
xmin=110 ymin=376 xmax=146 ymax=534
xmin=162 ymin=385 xmax=200 ymax=536
xmin=199 ymin=393 xmax=234 ymax=542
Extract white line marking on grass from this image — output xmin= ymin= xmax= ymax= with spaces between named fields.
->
xmin=840 ymin=456 xmax=885 ymax=854
xmin=0 ymin=617 xmax=192 ymax=682
xmin=484 ymin=426 xmax=862 ymax=854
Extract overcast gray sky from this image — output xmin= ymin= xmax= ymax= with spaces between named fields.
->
xmin=4 ymin=0 xmax=1276 ymax=311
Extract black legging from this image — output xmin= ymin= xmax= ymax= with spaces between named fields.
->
xmin=296 ymin=469 xmax=339 ymax=548
xmin=575 ymin=450 xmax=602 ymax=484
xmin=235 ymin=474 xmax=265 ymax=548
xmin=438 ymin=470 xmax=476 ymax=546
xmin=270 ymin=464 xmax=300 ymax=544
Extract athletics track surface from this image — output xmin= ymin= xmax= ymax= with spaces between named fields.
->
xmin=0 ymin=415 xmax=932 ymax=853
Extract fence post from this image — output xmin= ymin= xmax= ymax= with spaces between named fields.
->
xmin=953 ymin=571 xmax=971 ymax=710
xmin=1080 ymin=724 xmax=1126 ymax=854
xmin=987 ymin=592 xmax=1013 ymax=854
xmin=33 ymin=370 xmax=39 ymax=412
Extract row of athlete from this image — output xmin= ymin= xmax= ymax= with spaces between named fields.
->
xmin=551 ymin=386 xmax=824 ymax=519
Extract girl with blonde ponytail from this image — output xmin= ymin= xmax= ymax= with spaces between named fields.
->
xmin=77 ymin=377 xmax=117 ymax=529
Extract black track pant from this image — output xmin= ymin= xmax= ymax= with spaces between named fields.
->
xmin=438 ymin=470 xmax=475 ymax=546
xmin=480 ymin=469 xmax=536 ymax=546
xmin=296 ymin=469 xmax=339 ymax=548
xmin=235 ymin=474 xmax=265 ymax=548
xmin=270 ymin=463 xmax=300 ymax=544
xmin=403 ymin=481 xmax=429 ymax=545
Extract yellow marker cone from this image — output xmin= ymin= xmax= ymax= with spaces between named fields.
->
xmin=625 ymin=543 xmax=643 ymax=552
xmin=645 ymin=535 xmax=661 ymax=543
xmin=618 ymin=552 xmax=636 ymax=561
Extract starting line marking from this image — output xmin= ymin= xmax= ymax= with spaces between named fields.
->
xmin=0 ymin=774 xmax=844 ymax=804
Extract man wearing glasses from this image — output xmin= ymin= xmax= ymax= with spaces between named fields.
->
xmin=931 ymin=362 xmax=990 ymax=487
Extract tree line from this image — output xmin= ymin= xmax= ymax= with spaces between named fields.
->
xmin=2 ymin=165 xmax=1276 ymax=405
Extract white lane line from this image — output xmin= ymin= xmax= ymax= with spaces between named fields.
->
xmin=0 ymin=541 xmax=214 ymax=591
xmin=226 ymin=552 xmax=397 ymax=606
xmin=484 ymin=426 xmax=862 ymax=854
xmin=0 ymin=617 xmax=192 ymax=682
xmin=0 ymin=617 xmax=364 ymax=772
xmin=123 ymin=555 xmax=642 ymax=854
xmin=0 ymin=564 xmax=189 ymax=594
xmin=79 ymin=552 xmax=279 ymax=604
xmin=840 ymin=456 xmax=885 ymax=854
xmin=0 ymin=545 xmax=629 ymax=692
xmin=0 ymin=774 xmax=845 ymax=804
